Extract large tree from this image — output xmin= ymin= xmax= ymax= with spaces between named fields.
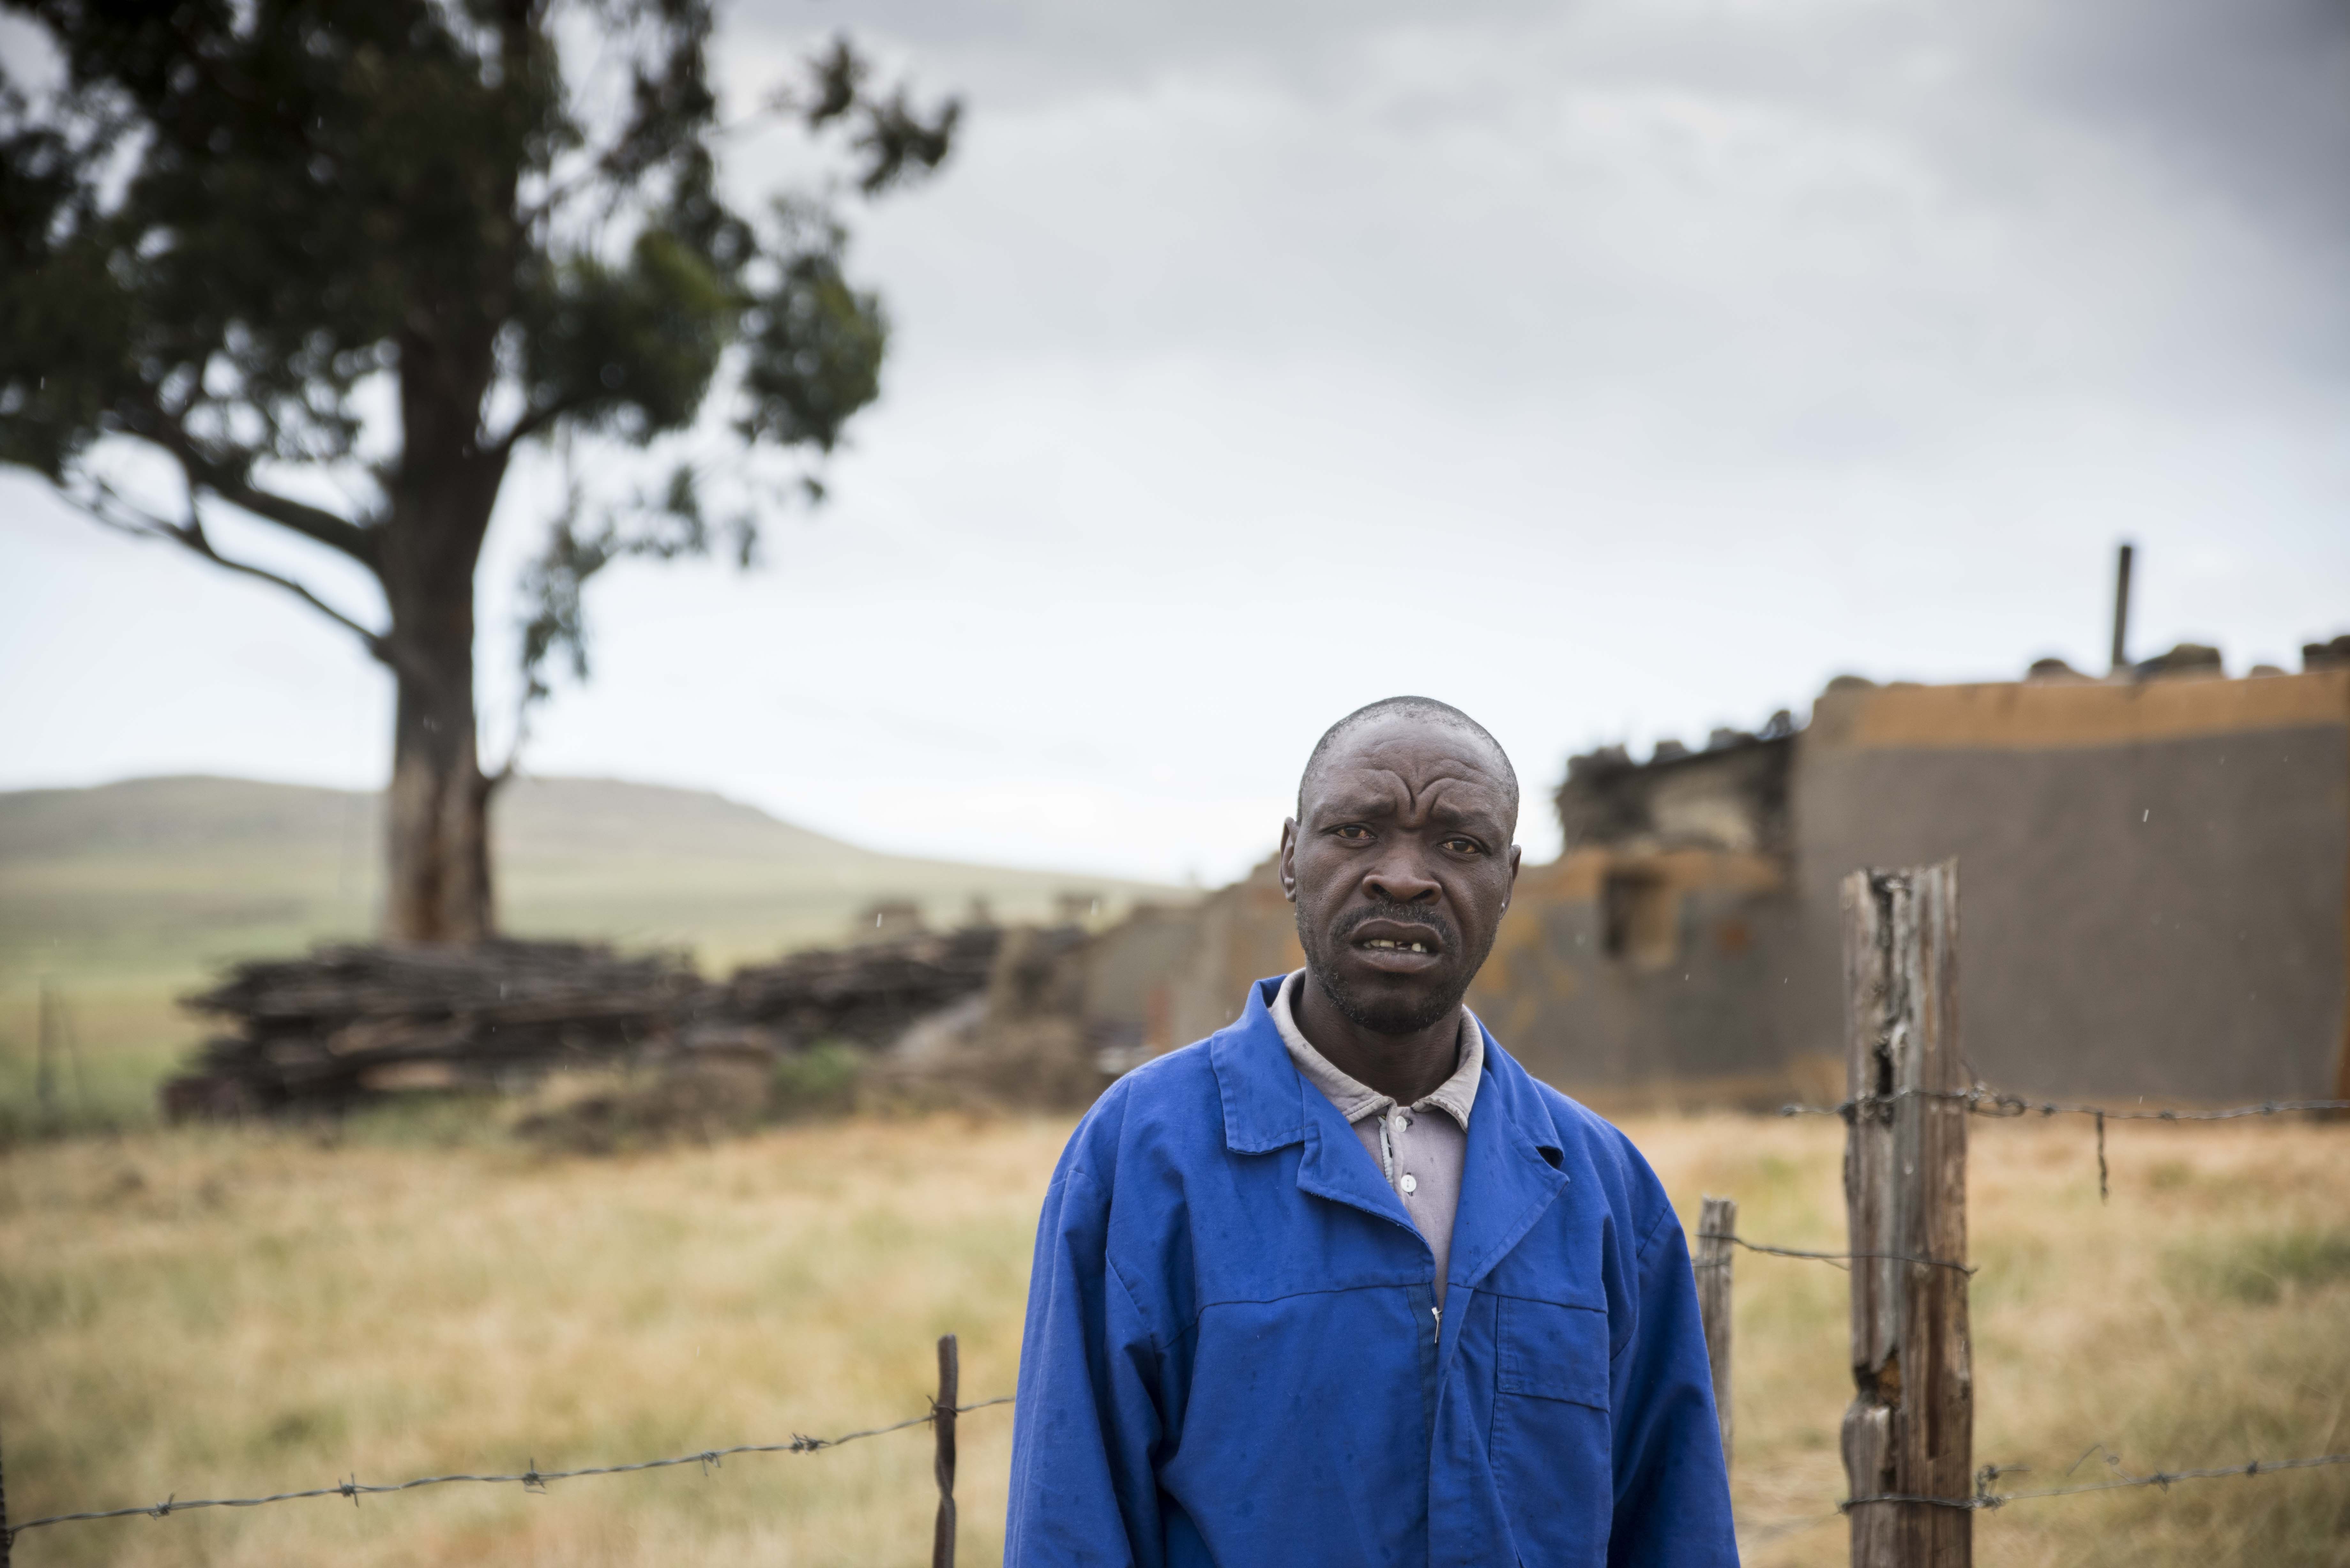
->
xmin=0 ymin=0 xmax=955 ymax=940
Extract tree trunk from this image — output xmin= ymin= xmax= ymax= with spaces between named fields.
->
xmin=379 ymin=330 xmax=509 ymax=943
xmin=384 ymin=629 xmax=495 ymax=943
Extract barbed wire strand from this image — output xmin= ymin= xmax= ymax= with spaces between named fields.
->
xmin=1781 ymin=1087 xmax=2350 ymax=1123
xmin=1694 ymin=1231 xmax=1974 ymax=1277
xmin=1842 ymin=1449 xmax=2350 ymax=1513
xmin=3 ymin=1397 xmax=1012 ymax=1542
xmin=1778 ymin=1085 xmax=2345 ymax=1202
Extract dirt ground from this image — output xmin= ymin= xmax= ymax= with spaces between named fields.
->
xmin=2 ymin=1107 xmax=2345 ymax=1566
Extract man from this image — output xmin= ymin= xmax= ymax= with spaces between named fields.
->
xmin=1006 ymin=697 xmax=1737 ymax=1567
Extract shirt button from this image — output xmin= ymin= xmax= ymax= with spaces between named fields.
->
xmin=1400 ymin=1173 xmax=1419 ymax=1194
xmin=1393 ymin=1112 xmax=1410 ymax=1131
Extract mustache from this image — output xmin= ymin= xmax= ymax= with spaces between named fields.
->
xmin=1333 ymin=901 xmax=1458 ymax=950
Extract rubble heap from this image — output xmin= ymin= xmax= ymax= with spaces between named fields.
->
xmin=165 ymin=941 xmax=702 ymax=1116
xmin=159 ymin=925 xmax=1055 ymax=1119
xmin=721 ymin=925 xmax=1003 ymax=1048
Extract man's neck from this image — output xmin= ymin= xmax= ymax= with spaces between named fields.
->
xmin=1292 ymin=970 xmax=1462 ymax=1106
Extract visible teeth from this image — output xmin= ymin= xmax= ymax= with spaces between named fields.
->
xmin=1364 ymin=938 xmax=1433 ymax=954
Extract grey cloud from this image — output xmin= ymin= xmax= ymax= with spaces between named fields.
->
xmin=739 ymin=0 xmax=2350 ymax=415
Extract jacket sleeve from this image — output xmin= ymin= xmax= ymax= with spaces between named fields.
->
xmin=1005 ymin=1161 xmax=1168 ymax=1568
xmin=1608 ymin=1205 xmax=1739 ymax=1567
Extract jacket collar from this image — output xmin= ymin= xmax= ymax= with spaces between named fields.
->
xmin=1209 ymin=974 xmax=1569 ymax=1287
xmin=1444 ymin=1021 xmax=1570 ymax=1290
xmin=1210 ymin=975 xmax=1317 ymax=1154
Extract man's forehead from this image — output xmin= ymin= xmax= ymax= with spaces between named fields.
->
xmin=1305 ymin=717 xmax=1512 ymax=807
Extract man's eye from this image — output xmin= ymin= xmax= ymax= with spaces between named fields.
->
xmin=1445 ymin=838 xmax=1483 ymax=855
xmin=1334 ymin=824 xmax=1372 ymax=841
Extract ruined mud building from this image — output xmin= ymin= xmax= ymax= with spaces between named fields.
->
xmin=1087 ymin=639 xmax=2350 ymax=1106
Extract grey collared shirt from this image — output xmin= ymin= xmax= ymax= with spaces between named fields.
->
xmin=1270 ymin=968 xmax=1484 ymax=1306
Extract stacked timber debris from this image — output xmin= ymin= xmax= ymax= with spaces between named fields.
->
xmin=164 ymin=940 xmax=702 ymax=1117
xmin=721 ymin=925 xmax=1003 ymax=1048
xmin=159 ymin=925 xmax=1059 ymax=1119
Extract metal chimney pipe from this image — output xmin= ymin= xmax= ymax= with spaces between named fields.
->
xmin=2110 ymin=542 xmax=2134 ymax=675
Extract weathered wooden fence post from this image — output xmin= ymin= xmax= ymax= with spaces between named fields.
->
xmin=932 ymin=1333 xmax=959 ymax=1568
xmin=1696 ymin=1195 xmax=1736 ymax=1472
xmin=1841 ymin=862 xmax=1971 ymax=1567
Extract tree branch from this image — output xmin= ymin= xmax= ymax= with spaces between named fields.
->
xmin=154 ymin=435 xmax=376 ymax=571
xmin=484 ymin=686 xmax=533 ymax=789
xmin=489 ymin=393 xmax=592 ymax=459
xmin=200 ymin=473 xmax=378 ymax=566
xmin=71 ymin=479 xmax=415 ymax=679
xmin=132 ymin=399 xmax=382 ymax=567
xmin=517 ymin=159 xmax=607 ymax=231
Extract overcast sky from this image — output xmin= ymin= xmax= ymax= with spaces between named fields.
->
xmin=4 ymin=0 xmax=2347 ymax=884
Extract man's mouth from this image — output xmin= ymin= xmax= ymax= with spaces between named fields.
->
xmin=1346 ymin=917 xmax=1448 ymax=970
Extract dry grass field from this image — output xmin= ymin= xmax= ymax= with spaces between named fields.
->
xmin=3 ymin=1106 xmax=2346 ymax=1567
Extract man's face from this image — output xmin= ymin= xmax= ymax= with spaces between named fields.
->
xmin=1280 ymin=715 xmax=1523 ymax=1035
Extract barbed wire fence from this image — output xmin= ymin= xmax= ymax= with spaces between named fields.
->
xmin=1783 ymin=1089 xmax=2350 ymax=1204
xmin=1693 ymin=860 xmax=2350 ymax=1563
xmin=1705 ymin=1136 xmax=2350 ymax=1544
xmin=0 ymin=1339 xmax=1005 ymax=1567
xmin=1698 ymin=1087 xmax=2350 ymax=1548
xmin=1734 ymin=1446 xmax=2350 ymax=1550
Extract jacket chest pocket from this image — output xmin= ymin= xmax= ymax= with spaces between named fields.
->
xmin=1490 ymin=1298 xmax=1612 ymax=1564
xmin=1496 ymin=1296 xmax=1611 ymax=1410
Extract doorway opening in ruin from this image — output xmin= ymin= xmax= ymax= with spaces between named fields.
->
xmin=1602 ymin=869 xmax=1679 ymax=969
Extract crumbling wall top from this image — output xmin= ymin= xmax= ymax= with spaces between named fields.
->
xmin=1557 ymin=719 xmax=1794 ymax=854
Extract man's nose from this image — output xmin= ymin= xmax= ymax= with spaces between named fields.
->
xmin=1364 ymin=852 xmax=1441 ymax=905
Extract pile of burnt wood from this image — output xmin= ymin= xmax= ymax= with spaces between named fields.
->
xmin=162 ymin=925 xmax=1020 ymax=1118
xmin=718 ymin=924 xmax=1001 ymax=1048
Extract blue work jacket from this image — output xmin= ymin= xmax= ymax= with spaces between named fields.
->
xmin=1005 ymin=976 xmax=1737 ymax=1567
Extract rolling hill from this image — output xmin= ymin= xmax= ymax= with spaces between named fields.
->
xmin=0 ymin=775 xmax=1184 ymax=1114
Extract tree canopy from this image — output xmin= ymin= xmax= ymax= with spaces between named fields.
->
xmin=0 ymin=0 xmax=957 ymax=939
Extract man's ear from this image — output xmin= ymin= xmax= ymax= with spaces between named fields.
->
xmin=1278 ymin=818 xmax=1300 ymax=902
xmin=1504 ymin=843 xmax=1523 ymax=910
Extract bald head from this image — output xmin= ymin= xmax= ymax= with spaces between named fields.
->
xmin=1297 ymin=696 xmax=1520 ymax=833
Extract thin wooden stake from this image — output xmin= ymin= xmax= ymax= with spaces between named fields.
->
xmin=1696 ymin=1195 xmax=1736 ymax=1473
xmin=932 ymin=1333 xmax=959 ymax=1568
xmin=34 ymin=981 xmax=56 ymax=1119
xmin=1841 ymin=862 xmax=1972 ymax=1567
xmin=2 ymin=1411 xmax=13 ymax=1568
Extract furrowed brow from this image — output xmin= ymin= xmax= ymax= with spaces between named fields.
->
xmin=1420 ymin=777 xmax=1508 ymax=829
xmin=1310 ymin=774 xmax=1408 ymax=823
